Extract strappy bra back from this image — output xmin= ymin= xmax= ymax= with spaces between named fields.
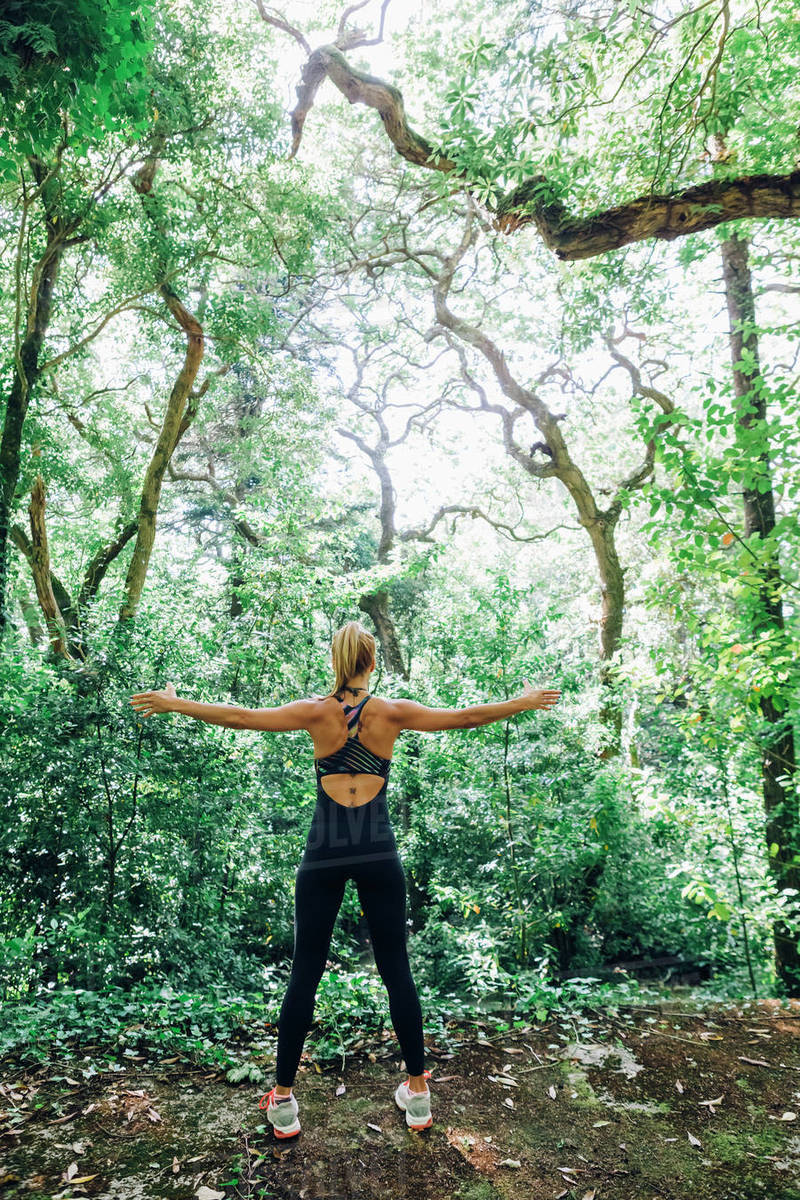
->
xmin=314 ymin=694 xmax=392 ymax=780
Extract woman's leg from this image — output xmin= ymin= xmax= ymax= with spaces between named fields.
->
xmin=353 ymin=854 xmax=425 ymax=1078
xmin=275 ymin=861 xmax=347 ymax=1089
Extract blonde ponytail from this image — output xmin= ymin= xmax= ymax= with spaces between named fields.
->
xmin=327 ymin=621 xmax=376 ymax=697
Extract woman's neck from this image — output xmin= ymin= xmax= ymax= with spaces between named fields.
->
xmin=340 ymin=677 xmax=370 ymax=695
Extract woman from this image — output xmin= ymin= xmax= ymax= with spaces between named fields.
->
xmin=130 ymin=620 xmax=561 ymax=1138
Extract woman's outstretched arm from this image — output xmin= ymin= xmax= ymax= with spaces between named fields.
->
xmin=391 ymin=679 xmax=561 ymax=732
xmin=129 ymin=684 xmax=317 ymax=731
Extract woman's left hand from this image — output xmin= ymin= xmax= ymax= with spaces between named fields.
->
xmin=130 ymin=683 xmax=177 ymax=717
xmin=519 ymin=678 xmax=561 ymax=710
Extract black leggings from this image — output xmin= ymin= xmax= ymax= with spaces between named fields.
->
xmin=275 ymin=779 xmax=425 ymax=1086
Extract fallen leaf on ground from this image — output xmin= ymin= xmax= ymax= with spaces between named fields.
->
xmin=366 ymin=1122 xmax=382 ymax=1132
xmin=548 ymin=1085 xmax=557 ymax=1100
xmin=195 ymin=1189 xmax=224 ymax=1200
xmin=687 ymin=1132 xmax=702 ymax=1147
xmin=47 ymin=1110 xmax=79 ymax=1125
xmin=675 ymin=1079 xmax=684 ymax=1093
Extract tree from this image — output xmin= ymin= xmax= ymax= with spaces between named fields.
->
xmin=0 ymin=0 xmax=154 ymax=642
xmin=720 ymin=229 xmax=799 ymax=993
xmin=1 ymin=4 xmax=328 ymax=648
xmin=255 ymin=0 xmax=800 ymax=259
xmin=330 ymin=199 xmax=687 ymax=755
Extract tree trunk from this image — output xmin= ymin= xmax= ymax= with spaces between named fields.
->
xmin=721 ymin=231 xmax=800 ymax=995
xmin=13 ymin=511 xmax=138 ymax=659
xmin=589 ymin=517 xmax=626 ymax=758
xmin=0 ymin=206 xmax=65 ymax=643
xmin=28 ymin=475 xmax=69 ymax=658
xmin=336 ymin=414 xmax=410 ymax=677
xmin=358 ymin=588 xmax=408 ymax=677
xmin=119 ymin=143 xmax=205 ymax=622
xmin=118 ymin=290 xmax=204 ymax=620
xmin=16 ymin=582 xmax=45 ymax=645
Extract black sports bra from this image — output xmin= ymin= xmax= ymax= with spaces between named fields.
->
xmin=314 ymin=695 xmax=392 ymax=780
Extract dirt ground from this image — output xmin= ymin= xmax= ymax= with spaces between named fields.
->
xmin=1 ymin=998 xmax=799 ymax=1200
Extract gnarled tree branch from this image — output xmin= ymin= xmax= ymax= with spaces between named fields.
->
xmin=256 ymin=8 xmax=800 ymax=260
xmin=399 ymin=505 xmax=576 ymax=544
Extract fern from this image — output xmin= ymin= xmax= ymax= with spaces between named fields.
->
xmin=0 ymin=49 xmax=20 ymax=85
xmin=0 ymin=21 xmax=58 ymax=58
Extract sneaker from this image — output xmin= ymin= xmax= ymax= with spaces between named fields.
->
xmin=394 ymin=1069 xmax=433 ymax=1130
xmin=261 ymin=1086 xmax=301 ymax=1138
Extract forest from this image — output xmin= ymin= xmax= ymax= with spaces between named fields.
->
xmin=1 ymin=2 xmax=800 ymax=1198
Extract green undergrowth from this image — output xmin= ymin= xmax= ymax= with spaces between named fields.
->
xmin=0 ymin=966 xmax=783 ymax=1087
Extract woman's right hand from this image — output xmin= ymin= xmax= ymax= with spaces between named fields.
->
xmin=520 ymin=678 xmax=561 ymax=710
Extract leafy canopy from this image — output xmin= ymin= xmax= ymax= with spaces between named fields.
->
xmin=0 ymin=0 xmax=155 ymax=165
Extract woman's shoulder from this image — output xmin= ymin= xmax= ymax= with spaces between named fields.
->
xmin=364 ymin=694 xmax=405 ymax=719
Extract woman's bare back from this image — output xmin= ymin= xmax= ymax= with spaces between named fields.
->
xmin=312 ymin=694 xmax=399 ymax=808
